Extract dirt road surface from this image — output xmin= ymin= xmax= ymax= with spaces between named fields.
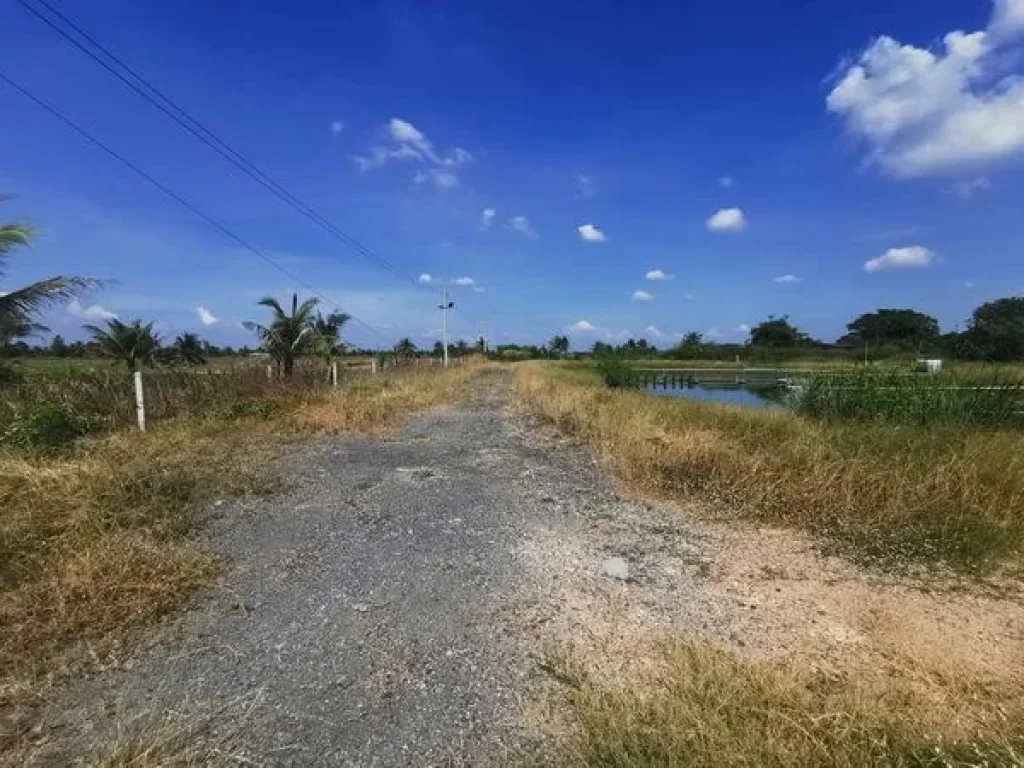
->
xmin=34 ymin=369 xmax=704 ymax=765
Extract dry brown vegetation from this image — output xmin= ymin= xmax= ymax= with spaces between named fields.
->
xmin=516 ymin=363 xmax=1024 ymax=573
xmin=0 ymin=363 xmax=480 ymax=756
xmin=515 ymin=362 xmax=1024 ymax=766
xmin=546 ymin=637 xmax=1024 ymax=767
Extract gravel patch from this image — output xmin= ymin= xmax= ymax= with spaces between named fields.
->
xmin=31 ymin=370 xmax=719 ymax=765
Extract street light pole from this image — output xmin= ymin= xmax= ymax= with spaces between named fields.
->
xmin=438 ymin=288 xmax=455 ymax=367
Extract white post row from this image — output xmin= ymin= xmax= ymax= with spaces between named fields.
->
xmin=133 ymin=370 xmax=146 ymax=431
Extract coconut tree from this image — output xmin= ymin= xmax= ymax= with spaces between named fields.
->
xmin=393 ymin=337 xmax=417 ymax=359
xmin=172 ymin=332 xmax=207 ymax=365
xmin=1 ymin=199 xmax=101 ymax=338
xmin=242 ymin=293 xmax=319 ymax=377
xmin=84 ymin=318 xmax=161 ymax=371
xmin=311 ymin=310 xmax=352 ymax=368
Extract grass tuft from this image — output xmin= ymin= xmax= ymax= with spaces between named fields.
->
xmin=546 ymin=639 xmax=1024 ymax=767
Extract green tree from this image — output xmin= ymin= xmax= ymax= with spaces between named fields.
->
xmin=846 ymin=309 xmax=940 ymax=351
xmin=394 ymin=337 xmax=417 ymax=358
xmin=676 ymin=331 xmax=704 ymax=359
xmin=311 ymin=310 xmax=352 ymax=367
xmin=959 ymin=297 xmax=1024 ymax=361
xmin=1 ymin=199 xmax=100 ymax=339
xmin=50 ymin=333 xmax=69 ymax=357
xmin=475 ymin=336 xmax=487 ymax=354
xmin=84 ymin=318 xmax=161 ymax=371
xmin=242 ymin=293 xmax=319 ymax=376
xmin=172 ymin=332 xmax=206 ymax=365
xmin=749 ymin=316 xmax=810 ymax=348
xmin=548 ymin=334 xmax=570 ymax=357
xmin=454 ymin=338 xmax=469 ymax=357
xmin=432 ymin=340 xmax=445 ymax=358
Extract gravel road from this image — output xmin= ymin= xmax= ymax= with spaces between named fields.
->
xmin=38 ymin=368 xmax=701 ymax=766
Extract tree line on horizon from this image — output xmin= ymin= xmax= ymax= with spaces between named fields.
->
xmin=523 ymin=301 xmax=1024 ymax=363
xmin=3 ymin=201 xmax=1022 ymax=368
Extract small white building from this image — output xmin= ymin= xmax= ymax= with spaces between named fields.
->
xmin=916 ymin=358 xmax=943 ymax=374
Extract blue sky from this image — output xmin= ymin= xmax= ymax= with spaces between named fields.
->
xmin=2 ymin=0 xmax=1024 ymax=350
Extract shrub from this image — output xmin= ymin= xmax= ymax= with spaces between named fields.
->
xmin=212 ymin=398 xmax=280 ymax=422
xmin=1 ymin=403 xmax=104 ymax=454
xmin=595 ymin=360 xmax=634 ymax=388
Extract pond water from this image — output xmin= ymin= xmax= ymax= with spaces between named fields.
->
xmin=646 ymin=382 xmax=785 ymax=409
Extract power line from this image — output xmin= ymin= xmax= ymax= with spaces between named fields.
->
xmin=17 ymin=0 xmax=433 ymax=293
xmin=0 ymin=69 xmax=388 ymax=341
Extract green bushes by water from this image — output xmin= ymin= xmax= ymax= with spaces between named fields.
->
xmin=798 ymin=372 xmax=1024 ymax=429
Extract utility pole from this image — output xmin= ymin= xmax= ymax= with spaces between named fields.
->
xmin=438 ymin=288 xmax=454 ymax=367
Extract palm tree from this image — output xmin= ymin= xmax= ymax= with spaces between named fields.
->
xmin=242 ymin=293 xmax=319 ymax=377
xmin=172 ymin=332 xmax=206 ymax=365
xmin=1 ymin=198 xmax=101 ymax=339
xmin=311 ymin=310 xmax=352 ymax=367
xmin=393 ymin=337 xmax=417 ymax=359
xmin=84 ymin=318 xmax=161 ymax=371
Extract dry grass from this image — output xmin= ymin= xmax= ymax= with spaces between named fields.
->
xmin=0 ymin=363 xmax=480 ymax=757
xmin=515 ymin=363 xmax=1024 ymax=573
xmin=545 ymin=637 xmax=1024 ymax=767
xmin=287 ymin=363 xmax=483 ymax=436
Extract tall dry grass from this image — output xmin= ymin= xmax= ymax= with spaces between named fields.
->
xmin=0 ymin=363 xmax=481 ymax=756
xmin=546 ymin=638 xmax=1024 ymax=767
xmin=514 ymin=363 xmax=1024 ymax=572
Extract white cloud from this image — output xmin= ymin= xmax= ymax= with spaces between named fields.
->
xmin=644 ymin=325 xmax=664 ymax=338
xmin=445 ymin=147 xmax=474 ymax=165
xmin=707 ymin=208 xmax=747 ymax=232
xmin=734 ymin=323 xmax=752 ymax=334
xmin=195 ymin=306 xmax=219 ymax=326
xmin=864 ymin=245 xmax=936 ymax=272
xmin=452 ymin=276 xmax=475 ymax=286
xmin=418 ymin=273 xmax=434 ymax=284
xmin=569 ymin=319 xmax=598 ymax=333
xmin=645 ymin=269 xmax=674 ymax=281
xmin=352 ymin=117 xmax=472 ymax=185
xmin=718 ymin=175 xmax=735 ymax=188
xmin=684 ymin=293 xmax=695 ymax=302
xmin=480 ymin=208 xmax=496 ymax=229
xmin=576 ymin=173 xmax=596 ymax=197
xmin=965 ymin=280 xmax=977 ymax=288
xmin=773 ymin=274 xmax=801 ymax=284
xmin=473 ymin=286 xmax=486 ymax=293
xmin=68 ymin=298 xmax=117 ymax=321
xmin=330 ymin=120 xmax=346 ymax=135
xmin=632 ymin=289 xmax=654 ymax=301
xmin=509 ymin=215 xmax=538 ymax=239
xmin=414 ymin=168 xmax=458 ymax=190
xmin=431 ymin=169 xmax=459 ymax=189
xmin=705 ymin=327 xmax=723 ymax=339
xmin=827 ymin=0 xmax=1024 ymax=177
xmin=952 ymin=176 xmax=994 ymax=198
xmin=577 ymin=223 xmax=607 ymax=242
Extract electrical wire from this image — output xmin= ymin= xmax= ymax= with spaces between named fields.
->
xmin=0 ymin=69 xmax=388 ymax=341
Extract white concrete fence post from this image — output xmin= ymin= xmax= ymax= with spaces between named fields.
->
xmin=133 ymin=370 xmax=146 ymax=432
xmin=331 ymin=361 xmax=338 ymax=387
xmin=371 ymin=359 xmax=378 ymax=374
xmin=267 ymin=364 xmax=273 ymax=381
